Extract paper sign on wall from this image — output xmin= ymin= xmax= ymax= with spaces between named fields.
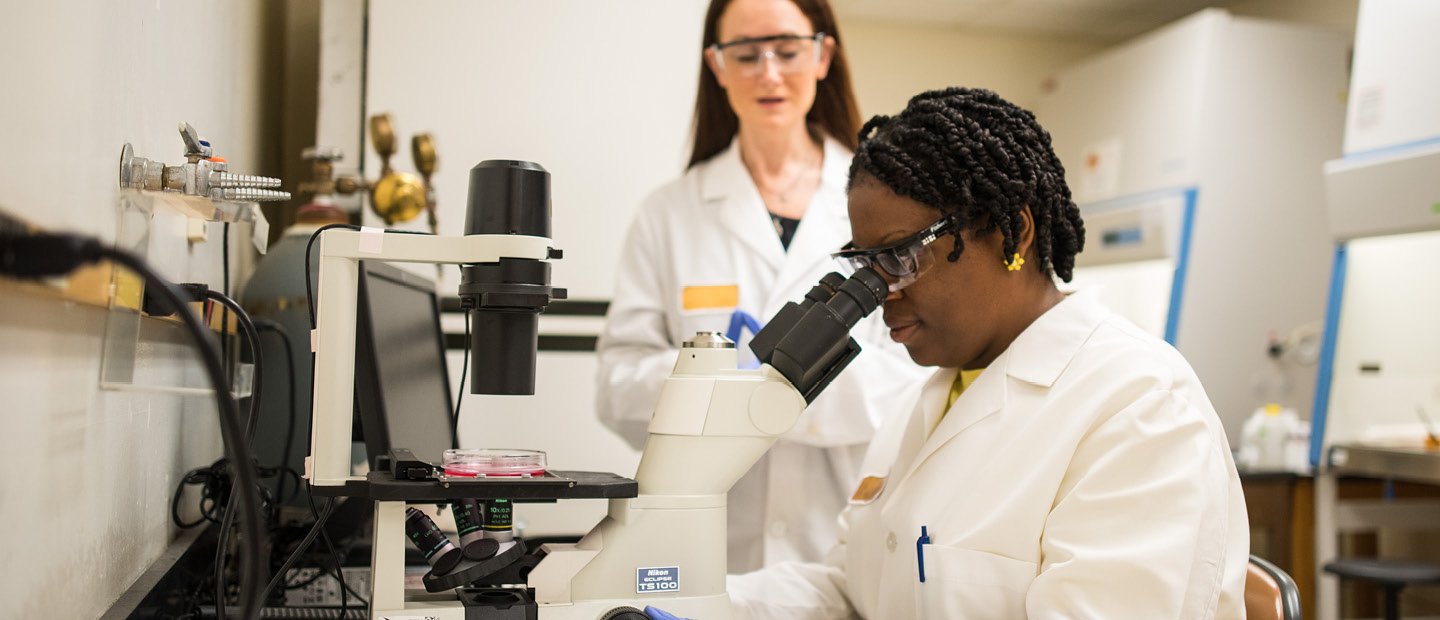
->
xmin=1077 ymin=137 xmax=1123 ymax=203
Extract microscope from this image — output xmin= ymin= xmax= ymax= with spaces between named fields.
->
xmin=308 ymin=160 xmax=886 ymax=619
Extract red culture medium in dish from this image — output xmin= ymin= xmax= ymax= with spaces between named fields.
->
xmin=442 ymin=448 xmax=547 ymax=477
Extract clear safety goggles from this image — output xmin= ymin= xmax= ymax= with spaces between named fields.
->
xmin=710 ymin=33 xmax=826 ymax=78
xmin=833 ymin=215 xmax=957 ymax=292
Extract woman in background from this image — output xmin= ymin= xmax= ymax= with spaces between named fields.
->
xmin=595 ymin=0 xmax=926 ymax=573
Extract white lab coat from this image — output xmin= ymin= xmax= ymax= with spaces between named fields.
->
xmin=596 ymin=138 xmax=928 ymax=573
xmin=730 ymin=290 xmax=1249 ymax=619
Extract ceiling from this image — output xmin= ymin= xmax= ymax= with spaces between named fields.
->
xmin=832 ymin=0 xmax=1230 ymax=43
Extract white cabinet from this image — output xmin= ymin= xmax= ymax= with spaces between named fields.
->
xmin=1037 ymin=9 xmax=1348 ymax=441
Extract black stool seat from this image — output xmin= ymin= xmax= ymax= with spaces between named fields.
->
xmin=1324 ymin=558 xmax=1440 ymax=586
xmin=1324 ymin=557 xmax=1440 ymax=620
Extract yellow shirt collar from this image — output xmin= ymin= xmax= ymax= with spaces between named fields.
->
xmin=945 ymin=367 xmax=986 ymax=413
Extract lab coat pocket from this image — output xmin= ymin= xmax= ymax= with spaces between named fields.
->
xmin=916 ymin=546 xmax=1037 ymax=620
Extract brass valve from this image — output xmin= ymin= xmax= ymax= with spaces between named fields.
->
xmin=413 ymin=132 xmax=438 ymax=234
xmin=297 ymin=146 xmax=359 ymax=199
xmin=298 ymin=114 xmax=439 ymax=232
xmin=368 ymin=114 xmax=431 ymax=229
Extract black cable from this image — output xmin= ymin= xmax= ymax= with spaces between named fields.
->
xmin=277 ymin=467 xmax=302 ymax=503
xmin=281 ymin=566 xmax=329 ymax=590
xmin=98 ymin=248 xmax=268 ymax=620
xmin=172 ymin=460 xmax=295 ymax=534
xmin=340 ymin=576 xmax=369 ymax=608
xmin=303 ymin=224 xmax=361 ymax=329
xmin=307 ymin=492 xmax=351 ymax=618
xmin=255 ymin=319 xmax=299 ymax=504
xmin=207 ymin=290 xmax=264 ymax=442
xmin=206 ymin=289 xmax=265 ymax=620
xmin=452 ymin=311 xmax=469 ymax=442
xmin=171 ymin=467 xmax=213 ymax=529
xmin=222 ymin=222 xmax=232 ymax=383
xmin=302 ymin=224 xmax=433 ymax=329
xmin=275 ymin=520 xmax=351 ymax=591
xmin=258 ymin=495 xmax=336 ymax=605
xmin=214 ymin=495 xmax=238 ymax=614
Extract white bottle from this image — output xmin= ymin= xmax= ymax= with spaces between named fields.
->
xmin=1240 ymin=404 xmax=1303 ymax=471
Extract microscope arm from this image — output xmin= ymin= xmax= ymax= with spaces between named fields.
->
xmin=309 ymin=229 xmax=554 ymax=487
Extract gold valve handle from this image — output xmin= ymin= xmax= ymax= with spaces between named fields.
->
xmin=370 ymin=114 xmax=396 ymax=175
xmin=368 ymin=113 xmax=423 ymax=224
xmin=412 ymin=133 xmax=439 ymax=234
xmin=412 ymin=133 xmax=436 ymax=178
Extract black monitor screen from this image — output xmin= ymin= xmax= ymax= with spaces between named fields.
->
xmin=355 ymin=261 xmax=456 ymax=465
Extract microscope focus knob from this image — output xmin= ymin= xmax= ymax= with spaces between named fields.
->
xmin=598 ymin=608 xmax=649 ymax=620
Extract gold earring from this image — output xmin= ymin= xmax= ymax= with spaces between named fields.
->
xmin=1006 ymin=253 xmax=1025 ymax=272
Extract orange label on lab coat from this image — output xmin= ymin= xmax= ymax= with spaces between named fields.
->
xmin=850 ymin=475 xmax=887 ymax=504
xmin=681 ymin=284 xmax=739 ymax=311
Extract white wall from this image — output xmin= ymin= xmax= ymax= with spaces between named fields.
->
xmin=362 ymin=0 xmax=709 ymax=301
xmin=354 ymin=3 xmax=1104 ymax=301
xmin=0 ymin=1 xmax=272 ymax=616
xmin=842 ymin=19 xmax=1106 ymax=117
xmin=356 ymin=0 xmax=708 ymax=535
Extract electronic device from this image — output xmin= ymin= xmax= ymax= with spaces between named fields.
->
xmin=354 ymin=260 xmax=457 ymax=465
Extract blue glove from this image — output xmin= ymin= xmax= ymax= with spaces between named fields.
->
xmin=644 ymin=606 xmax=692 ymax=620
xmin=724 ymin=310 xmax=765 ymax=369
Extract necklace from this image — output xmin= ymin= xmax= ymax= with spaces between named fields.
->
xmin=757 ymin=164 xmax=817 ymax=206
xmin=745 ymin=147 xmax=823 ymax=214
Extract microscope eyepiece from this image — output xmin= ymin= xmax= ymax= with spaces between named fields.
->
xmin=750 ymin=267 xmax=888 ymax=403
xmin=827 ymin=267 xmax=887 ymax=326
xmin=801 ymin=272 xmax=848 ymax=307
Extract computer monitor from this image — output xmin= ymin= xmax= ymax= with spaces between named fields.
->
xmin=354 ymin=261 xmax=457 ymax=466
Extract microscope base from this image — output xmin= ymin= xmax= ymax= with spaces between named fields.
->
xmin=370 ymin=591 xmax=731 ymax=620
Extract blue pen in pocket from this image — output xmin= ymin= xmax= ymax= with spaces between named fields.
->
xmin=916 ymin=525 xmax=932 ymax=620
xmin=916 ymin=525 xmax=931 ymax=583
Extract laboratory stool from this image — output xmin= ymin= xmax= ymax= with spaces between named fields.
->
xmin=1323 ymin=557 xmax=1440 ymax=620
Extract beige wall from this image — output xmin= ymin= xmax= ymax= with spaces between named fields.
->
xmin=841 ymin=19 xmax=1107 ymax=117
xmin=0 ymin=1 xmax=275 ymax=616
xmin=1226 ymin=0 xmax=1359 ymax=37
xmin=839 ymin=0 xmax=1363 ymax=121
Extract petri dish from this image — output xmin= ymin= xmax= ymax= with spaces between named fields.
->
xmin=443 ymin=448 xmax=548 ymax=477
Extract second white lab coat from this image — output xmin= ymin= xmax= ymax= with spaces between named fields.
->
xmin=596 ymin=138 xmax=927 ymax=572
xmin=730 ymin=290 xmax=1249 ymax=619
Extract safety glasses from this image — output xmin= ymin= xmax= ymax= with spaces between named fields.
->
xmin=709 ymin=33 xmax=826 ymax=78
xmin=833 ymin=215 xmax=957 ymax=292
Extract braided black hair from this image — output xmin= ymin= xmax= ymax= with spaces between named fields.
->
xmin=850 ymin=87 xmax=1085 ymax=282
